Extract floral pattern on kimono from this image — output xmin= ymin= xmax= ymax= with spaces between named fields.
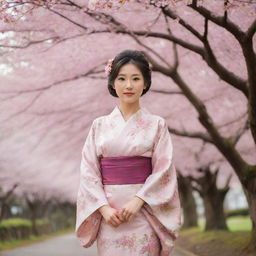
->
xmin=75 ymin=106 xmax=182 ymax=256
xmin=75 ymin=119 xmax=109 ymax=247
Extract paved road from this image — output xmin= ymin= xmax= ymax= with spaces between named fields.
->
xmin=0 ymin=232 xmax=191 ymax=256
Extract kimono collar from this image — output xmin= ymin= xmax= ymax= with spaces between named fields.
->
xmin=110 ymin=105 xmax=148 ymax=124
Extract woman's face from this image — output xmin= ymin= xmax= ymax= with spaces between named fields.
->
xmin=113 ymin=63 xmax=147 ymax=104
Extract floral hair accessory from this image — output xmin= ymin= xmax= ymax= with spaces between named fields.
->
xmin=105 ymin=58 xmax=114 ymax=76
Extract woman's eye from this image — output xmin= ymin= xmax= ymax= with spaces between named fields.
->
xmin=117 ymin=77 xmax=139 ymax=81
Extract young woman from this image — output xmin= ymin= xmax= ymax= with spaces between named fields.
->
xmin=75 ymin=50 xmax=182 ymax=256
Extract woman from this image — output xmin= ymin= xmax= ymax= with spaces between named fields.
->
xmin=75 ymin=50 xmax=182 ymax=256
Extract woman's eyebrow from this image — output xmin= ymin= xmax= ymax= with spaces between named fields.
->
xmin=118 ymin=73 xmax=141 ymax=76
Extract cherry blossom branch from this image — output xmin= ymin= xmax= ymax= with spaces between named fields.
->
xmin=168 ymin=127 xmax=213 ymax=143
xmin=247 ymin=19 xmax=256 ymax=39
xmin=150 ymin=89 xmax=183 ymax=95
xmin=0 ymin=63 xmax=103 ymax=94
xmin=161 ymin=6 xmax=248 ymax=97
xmin=188 ymin=0 xmax=245 ymax=39
xmin=231 ymin=119 xmax=250 ymax=146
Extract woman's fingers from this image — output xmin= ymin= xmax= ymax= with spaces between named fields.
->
xmin=110 ymin=213 xmax=123 ymax=227
xmin=118 ymin=214 xmax=125 ymax=222
xmin=117 ymin=209 xmax=125 ymax=221
xmin=124 ymin=209 xmax=134 ymax=220
xmin=127 ymin=214 xmax=134 ymax=222
xmin=109 ymin=207 xmax=136 ymax=226
xmin=114 ymin=214 xmax=122 ymax=224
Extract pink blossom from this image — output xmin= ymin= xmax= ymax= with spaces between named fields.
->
xmin=105 ymin=58 xmax=114 ymax=76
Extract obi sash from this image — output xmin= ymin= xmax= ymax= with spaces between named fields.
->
xmin=99 ymin=155 xmax=152 ymax=185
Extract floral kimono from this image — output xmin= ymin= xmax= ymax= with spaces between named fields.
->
xmin=75 ymin=105 xmax=182 ymax=256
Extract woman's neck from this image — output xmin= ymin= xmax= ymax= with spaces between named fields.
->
xmin=118 ymin=102 xmax=141 ymax=118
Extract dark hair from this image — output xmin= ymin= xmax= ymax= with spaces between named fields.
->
xmin=107 ymin=50 xmax=151 ymax=97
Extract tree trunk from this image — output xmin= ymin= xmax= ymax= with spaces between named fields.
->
xmin=0 ymin=203 xmax=7 ymax=221
xmin=240 ymin=33 xmax=256 ymax=146
xmin=239 ymin=37 xmax=256 ymax=252
xmin=241 ymin=178 xmax=256 ymax=253
xmin=37 ymin=200 xmax=50 ymax=219
xmin=203 ymin=187 xmax=229 ymax=230
xmin=31 ymin=206 xmax=38 ymax=236
xmin=177 ymin=172 xmax=198 ymax=228
xmin=26 ymin=198 xmax=39 ymax=236
xmin=0 ymin=184 xmax=18 ymax=222
xmin=191 ymin=166 xmax=230 ymax=230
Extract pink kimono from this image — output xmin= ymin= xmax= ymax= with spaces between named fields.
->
xmin=75 ymin=106 xmax=182 ymax=256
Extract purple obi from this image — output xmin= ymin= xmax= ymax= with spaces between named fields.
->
xmin=99 ymin=155 xmax=152 ymax=185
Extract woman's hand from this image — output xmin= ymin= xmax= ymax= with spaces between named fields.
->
xmin=98 ymin=205 xmax=123 ymax=228
xmin=117 ymin=196 xmax=145 ymax=222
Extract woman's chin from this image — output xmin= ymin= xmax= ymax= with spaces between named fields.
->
xmin=121 ymin=98 xmax=138 ymax=104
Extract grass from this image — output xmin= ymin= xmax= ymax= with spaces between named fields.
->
xmin=0 ymin=218 xmax=50 ymax=228
xmin=227 ymin=216 xmax=252 ymax=231
xmin=197 ymin=216 xmax=252 ymax=231
xmin=0 ymin=218 xmax=31 ymax=228
xmin=177 ymin=216 xmax=254 ymax=256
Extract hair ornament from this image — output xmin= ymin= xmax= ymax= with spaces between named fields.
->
xmin=105 ymin=58 xmax=114 ymax=76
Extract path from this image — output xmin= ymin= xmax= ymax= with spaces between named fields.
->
xmin=0 ymin=232 xmax=195 ymax=256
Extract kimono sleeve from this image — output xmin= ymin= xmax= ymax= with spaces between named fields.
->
xmin=75 ymin=119 xmax=109 ymax=247
xmin=135 ymin=117 xmax=182 ymax=240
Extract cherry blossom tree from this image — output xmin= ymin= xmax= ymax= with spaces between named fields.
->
xmin=177 ymin=173 xmax=198 ymax=228
xmin=0 ymin=0 xmax=256 ymax=252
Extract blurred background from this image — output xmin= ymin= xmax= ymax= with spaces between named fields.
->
xmin=0 ymin=0 xmax=255 ymax=255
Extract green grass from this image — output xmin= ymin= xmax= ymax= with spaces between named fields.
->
xmin=180 ymin=227 xmax=251 ymax=251
xmin=0 ymin=227 xmax=75 ymax=252
xmin=0 ymin=218 xmax=31 ymax=228
xmin=178 ymin=216 xmax=253 ymax=256
xmin=227 ymin=216 xmax=252 ymax=231
xmin=0 ymin=218 xmax=50 ymax=228
xmin=197 ymin=216 xmax=251 ymax=231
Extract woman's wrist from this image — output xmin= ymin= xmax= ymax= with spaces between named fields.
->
xmin=134 ymin=196 xmax=145 ymax=206
xmin=98 ymin=204 xmax=109 ymax=214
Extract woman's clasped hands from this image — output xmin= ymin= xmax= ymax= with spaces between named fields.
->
xmin=98 ymin=196 xmax=145 ymax=228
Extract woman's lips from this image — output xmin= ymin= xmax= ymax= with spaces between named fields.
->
xmin=124 ymin=93 xmax=135 ymax=96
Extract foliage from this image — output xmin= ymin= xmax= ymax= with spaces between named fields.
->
xmin=225 ymin=207 xmax=249 ymax=218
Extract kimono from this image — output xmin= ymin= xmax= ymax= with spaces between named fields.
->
xmin=75 ymin=105 xmax=182 ymax=256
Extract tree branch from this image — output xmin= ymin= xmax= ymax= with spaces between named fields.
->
xmin=246 ymin=19 xmax=256 ymax=39
xmin=168 ymin=126 xmax=213 ymax=143
xmin=188 ymin=0 xmax=245 ymax=40
xmin=150 ymin=89 xmax=183 ymax=95
xmin=161 ymin=6 xmax=248 ymax=97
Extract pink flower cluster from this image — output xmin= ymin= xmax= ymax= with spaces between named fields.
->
xmin=105 ymin=58 xmax=114 ymax=76
xmin=116 ymin=234 xmax=136 ymax=249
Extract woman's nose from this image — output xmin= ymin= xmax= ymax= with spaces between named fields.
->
xmin=126 ymin=79 xmax=133 ymax=88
